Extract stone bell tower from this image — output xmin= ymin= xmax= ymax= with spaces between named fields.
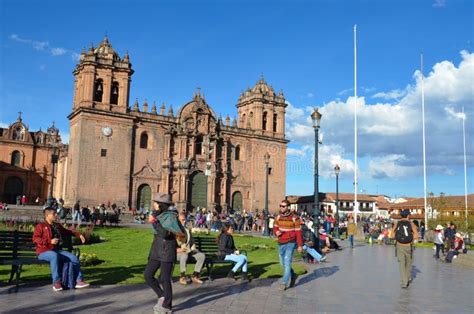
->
xmin=65 ymin=37 xmax=135 ymax=206
xmin=237 ymin=76 xmax=286 ymax=138
xmin=72 ymin=36 xmax=133 ymax=113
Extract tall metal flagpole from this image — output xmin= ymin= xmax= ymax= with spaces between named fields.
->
xmin=353 ymin=24 xmax=359 ymax=223
xmin=421 ymin=53 xmax=428 ymax=229
xmin=462 ymin=106 xmax=468 ymax=229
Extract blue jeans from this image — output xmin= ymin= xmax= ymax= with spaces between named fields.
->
xmin=224 ymin=254 xmax=248 ymax=273
xmin=349 ymin=235 xmax=354 ymax=248
xmin=38 ymin=250 xmax=83 ymax=283
xmin=278 ymin=242 xmax=296 ymax=286
xmin=303 ymin=244 xmax=322 ymax=262
xmin=73 ymin=211 xmax=81 ymax=223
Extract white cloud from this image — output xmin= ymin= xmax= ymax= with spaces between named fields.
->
xmin=433 ymin=0 xmax=446 ymax=8
xmin=369 ymin=154 xmax=418 ymax=179
xmin=51 ymin=48 xmax=67 ymax=56
xmin=9 ymin=34 xmax=78 ymax=59
xmin=307 ymin=92 xmax=315 ymax=98
xmin=285 ymin=50 xmax=474 ymax=180
xmin=372 ymin=88 xmax=407 ymax=100
xmin=445 ymin=107 xmax=466 ymax=120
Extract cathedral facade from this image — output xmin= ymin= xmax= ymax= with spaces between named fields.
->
xmin=62 ymin=37 xmax=288 ymax=213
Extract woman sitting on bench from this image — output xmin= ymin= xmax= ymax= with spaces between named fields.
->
xmin=216 ymin=224 xmax=249 ymax=281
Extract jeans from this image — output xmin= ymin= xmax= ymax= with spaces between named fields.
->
xmin=224 ymin=254 xmax=248 ymax=273
xmin=144 ymin=259 xmax=173 ymax=310
xmin=73 ymin=211 xmax=81 ymax=223
xmin=303 ymin=244 xmax=322 ymax=262
xmin=278 ymin=242 xmax=296 ymax=286
xmin=348 ymin=235 xmax=354 ymax=248
xmin=434 ymin=243 xmax=444 ymax=258
xmin=38 ymin=250 xmax=83 ymax=283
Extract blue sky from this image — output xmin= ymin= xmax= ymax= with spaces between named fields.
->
xmin=1 ymin=0 xmax=473 ymax=198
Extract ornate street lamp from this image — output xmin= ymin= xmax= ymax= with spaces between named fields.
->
xmin=311 ymin=108 xmax=322 ymax=249
xmin=334 ymin=164 xmax=340 ymax=239
xmin=47 ymin=142 xmax=59 ymax=207
xmin=263 ymin=152 xmax=270 ymax=236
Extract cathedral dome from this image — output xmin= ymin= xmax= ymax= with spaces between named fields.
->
xmin=94 ymin=36 xmax=119 ymax=60
xmin=251 ymin=76 xmax=275 ymax=96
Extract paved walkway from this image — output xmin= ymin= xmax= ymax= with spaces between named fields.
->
xmin=2 ymin=243 xmax=473 ymax=313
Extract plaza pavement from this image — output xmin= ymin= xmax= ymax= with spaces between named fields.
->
xmin=1 ymin=242 xmax=473 ymax=313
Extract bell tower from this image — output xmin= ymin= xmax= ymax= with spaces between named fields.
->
xmin=72 ymin=36 xmax=133 ymax=114
xmin=236 ymin=76 xmax=286 ymax=138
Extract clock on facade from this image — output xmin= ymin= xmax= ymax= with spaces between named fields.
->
xmin=101 ymin=126 xmax=113 ymax=137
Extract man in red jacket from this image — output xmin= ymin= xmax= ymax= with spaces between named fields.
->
xmin=32 ymin=207 xmax=89 ymax=291
xmin=273 ymin=200 xmax=303 ymax=290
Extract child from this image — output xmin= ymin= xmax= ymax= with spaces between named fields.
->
xmin=433 ymin=225 xmax=445 ymax=259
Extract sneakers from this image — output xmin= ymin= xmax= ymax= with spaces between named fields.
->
xmin=53 ymin=281 xmax=63 ymax=292
xmin=226 ymin=270 xmax=235 ymax=280
xmin=75 ymin=280 xmax=90 ymax=289
xmin=278 ymin=284 xmax=287 ymax=291
xmin=320 ymin=255 xmax=327 ymax=262
xmin=191 ymin=276 xmax=203 ymax=284
xmin=153 ymin=297 xmax=172 ymax=314
xmin=241 ymin=272 xmax=250 ymax=281
xmin=179 ymin=276 xmax=188 ymax=285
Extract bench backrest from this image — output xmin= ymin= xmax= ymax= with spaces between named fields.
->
xmin=195 ymin=236 xmax=219 ymax=256
xmin=0 ymin=231 xmax=37 ymax=262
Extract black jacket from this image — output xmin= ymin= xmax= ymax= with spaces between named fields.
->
xmin=217 ymin=233 xmax=236 ymax=259
xmin=148 ymin=220 xmax=177 ymax=262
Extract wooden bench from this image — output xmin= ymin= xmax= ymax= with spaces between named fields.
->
xmin=180 ymin=236 xmax=246 ymax=281
xmin=0 ymin=230 xmax=79 ymax=291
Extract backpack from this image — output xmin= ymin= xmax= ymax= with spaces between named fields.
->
xmin=395 ymin=220 xmax=413 ymax=244
xmin=157 ymin=210 xmax=185 ymax=235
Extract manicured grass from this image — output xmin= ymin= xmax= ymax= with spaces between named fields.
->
xmin=0 ymin=228 xmax=306 ymax=285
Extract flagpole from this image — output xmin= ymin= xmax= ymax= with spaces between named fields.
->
xmin=421 ymin=53 xmax=428 ymax=230
xmin=354 ymin=24 xmax=359 ymax=223
xmin=462 ymin=106 xmax=468 ymax=229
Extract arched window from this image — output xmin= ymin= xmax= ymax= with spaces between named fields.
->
xmin=140 ymin=132 xmax=148 ymax=149
xmin=110 ymin=81 xmax=119 ymax=105
xmin=262 ymin=111 xmax=268 ymax=130
xmin=94 ymin=79 xmax=103 ymax=102
xmin=249 ymin=112 xmax=253 ymax=128
xmin=273 ymin=113 xmax=278 ymax=132
xmin=11 ymin=150 xmax=21 ymax=166
xmin=196 ymin=135 xmax=203 ymax=155
xmin=241 ymin=114 xmax=246 ymax=128
xmin=235 ymin=145 xmax=240 ymax=161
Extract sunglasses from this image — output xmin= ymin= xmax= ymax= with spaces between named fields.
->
xmin=280 ymin=205 xmax=287 ymax=207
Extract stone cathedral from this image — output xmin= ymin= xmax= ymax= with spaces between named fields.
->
xmin=62 ymin=37 xmax=288 ymax=213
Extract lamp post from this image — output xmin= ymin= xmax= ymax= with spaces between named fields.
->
xmin=263 ymin=152 xmax=270 ymax=236
xmin=311 ymin=108 xmax=322 ymax=250
xmin=334 ymin=164 xmax=340 ymax=239
xmin=47 ymin=144 xmax=59 ymax=207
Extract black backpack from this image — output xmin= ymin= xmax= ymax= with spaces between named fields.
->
xmin=395 ymin=220 xmax=413 ymax=244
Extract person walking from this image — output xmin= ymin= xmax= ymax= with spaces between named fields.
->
xmin=73 ymin=200 xmax=81 ymax=225
xmin=347 ymin=218 xmax=357 ymax=248
xmin=273 ymin=199 xmax=303 ymax=290
xmin=392 ymin=209 xmax=419 ymax=288
xmin=144 ymin=193 xmax=178 ymax=314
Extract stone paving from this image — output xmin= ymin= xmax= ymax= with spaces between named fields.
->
xmin=1 ymin=243 xmax=473 ymax=313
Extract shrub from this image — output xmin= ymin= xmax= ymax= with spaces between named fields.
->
xmin=79 ymin=253 xmax=103 ymax=266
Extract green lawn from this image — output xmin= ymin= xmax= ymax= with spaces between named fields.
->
xmin=0 ymin=228 xmax=306 ymax=285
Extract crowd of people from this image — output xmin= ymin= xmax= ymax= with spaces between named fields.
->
xmin=28 ymin=193 xmax=470 ymax=313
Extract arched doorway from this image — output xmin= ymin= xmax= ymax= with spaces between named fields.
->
xmin=188 ymin=171 xmax=207 ymax=212
xmin=4 ymin=176 xmax=23 ymax=204
xmin=137 ymin=184 xmax=152 ymax=211
xmin=232 ymin=191 xmax=243 ymax=212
